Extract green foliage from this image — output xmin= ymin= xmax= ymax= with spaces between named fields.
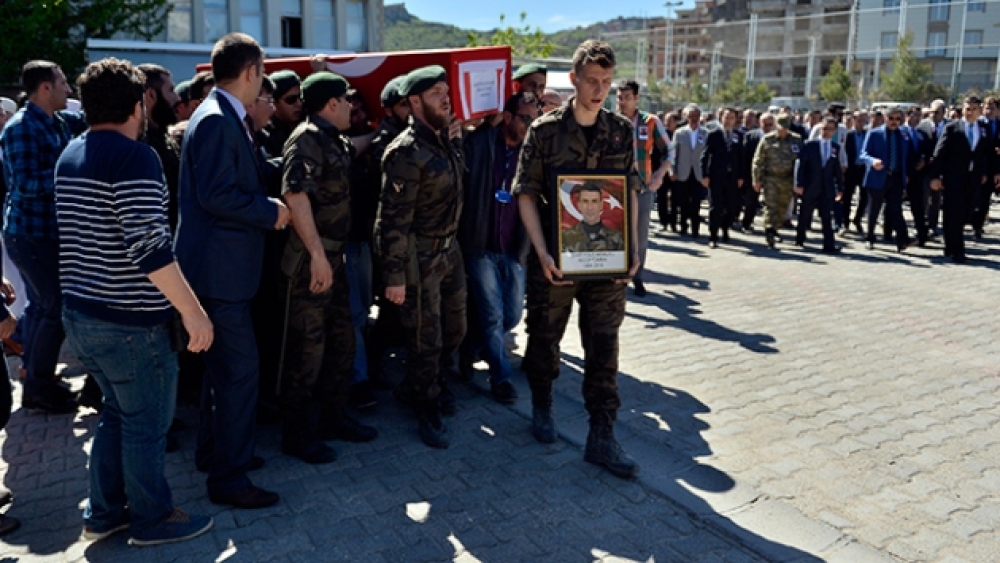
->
xmin=467 ymin=13 xmax=555 ymax=59
xmin=880 ymin=32 xmax=942 ymax=102
xmin=384 ymin=17 xmax=471 ymax=51
xmin=711 ymin=68 xmax=774 ymax=105
xmin=818 ymin=57 xmax=852 ymax=103
xmin=0 ymin=0 xmax=168 ymax=85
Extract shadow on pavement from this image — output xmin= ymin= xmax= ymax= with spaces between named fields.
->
xmin=628 ymin=290 xmax=779 ymax=354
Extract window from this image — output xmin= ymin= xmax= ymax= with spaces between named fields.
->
xmin=204 ymin=0 xmax=229 ymax=43
xmin=346 ymin=0 xmax=368 ymax=51
xmin=929 ymin=0 xmax=950 ymax=22
xmin=927 ymin=31 xmax=947 ymax=56
xmin=281 ymin=0 xmax=303 ymax=48
xmin=240 ymin=0 xmax=263 ymax=42
xmin=313 ymin=0 xmax=336 ymax=49
xmin=968 ymin=1 xmax=985 ymax=12
xmin=168 ymin=0 xmax=193 ymax=42
xmin=883 ymin=0 xmax=900 ymax=14
xmin=964 ymin=30 xmax=983 ymax=46
xmin=881 ymin=32 xmax=898 ymax=49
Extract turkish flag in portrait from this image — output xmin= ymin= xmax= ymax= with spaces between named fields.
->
xmin=559 ymin=178 xmax=626 ymax=231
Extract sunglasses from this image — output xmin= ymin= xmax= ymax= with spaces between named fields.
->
xmin=281 ymin=94 xmax=301 ymax=105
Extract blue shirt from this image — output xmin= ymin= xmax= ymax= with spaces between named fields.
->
xmin=55 ymin=130 xmax=175 ymax=326
xmin=1 ymin=102 xmax=87 ymax=239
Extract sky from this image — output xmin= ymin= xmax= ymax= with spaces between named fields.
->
xmin=394 ymin=1 xmax=697 ymax=34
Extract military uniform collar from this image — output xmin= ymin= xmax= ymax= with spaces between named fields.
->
xmin=308 ymin=114 xmax=340 ymax=136
xmin=408 ymin=115 xmax=447 ymax=145
xmin=559 ymin=97 xmax=613 ymax=132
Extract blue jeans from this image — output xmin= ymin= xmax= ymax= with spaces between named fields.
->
xmin=63 ymin=309 xmax=176 ymax=535
xmin=464 ymin=251 xmax=525 ymax=384
xmin=345 ymin=241 xmax=372 ymax=384
xmin=4 ymin=235 xmax=63 ymax=396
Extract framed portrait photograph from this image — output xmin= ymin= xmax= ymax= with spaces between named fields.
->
xmin=550 ymin=170 xmax=631 ymax=280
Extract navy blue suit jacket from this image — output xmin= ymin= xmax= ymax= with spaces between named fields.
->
xmin=175 ymin=89 xmax=277 ymax=301
xmin=795 ymin=139 xmax=843 ymax=198
xmin=859 ymin=125 xmax=909 ymax=189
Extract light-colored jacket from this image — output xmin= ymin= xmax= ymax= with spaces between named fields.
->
xmin=670 ymin=125 xmax=708 ymax=182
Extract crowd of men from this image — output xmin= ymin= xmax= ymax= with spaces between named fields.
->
xmin=0 ymin=36 xmax=647 ymax=545
xmin=644 ymin=98 xmax=999 ymax=262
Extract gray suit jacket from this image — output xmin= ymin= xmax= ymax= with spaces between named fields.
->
xmin=672 ymin=125 xmax=707 ymax=181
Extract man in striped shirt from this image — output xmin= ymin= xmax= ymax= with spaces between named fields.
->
xmin=55 ymin=58 xmax=214 ymax=547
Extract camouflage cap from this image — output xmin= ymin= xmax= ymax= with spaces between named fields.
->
xmin=301 ymin=71 xmax=350 ymax=108
xmin=270 ymin=69 xmax=301 ymax=98
xmin=400 ymin=65 xmax=447 ymax=97
xmin=380 ymin=75 xmax=406 ymax=108
xmin=513 ymin=63 xmax=547 ymax=81
xmin=174 ymin=80 xmax=192 ymax=103
xmin=775 ymin=113 xmax=791 ymax=129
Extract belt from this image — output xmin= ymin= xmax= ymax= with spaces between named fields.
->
xmin=414 ymin=234 xmax=455 ymax=253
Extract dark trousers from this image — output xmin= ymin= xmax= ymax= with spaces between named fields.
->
xmin=741 ymin=186 xmax=759 ymax=229
xmin=708 ymin=177 xmax=738 ymax=240
xmin=521 ymin=253 xmax=624 ymax=420
xmin=927 ymin=186 xmax=943 ymax=232
xmin=942 ymin=181 xmax=969 ymax=258
xmin=196 ymin=298 xmax=259 ymax=496
xmin=4 ymin=235 xmax=64 ymax=397
xmin=657 ymin=179 xmax=674 ymax=229
xmin=676 ymin=177 xmax=703 ymax=235
xmin=796 ymin=190 xmax=837 ymax=249
xmin=866 ymin=175 xmax=910 ymax=249
xmin=842 ymin=165 xmax=866 ymax=227
xmin=971 ymin=181 xmax=994 ymax=235
xmin=906 ymin=174 xmax=929 ymax=243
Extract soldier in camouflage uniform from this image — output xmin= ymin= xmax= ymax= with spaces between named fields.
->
xmin=377 ymin=66 xmax=466 ymax=449
xmin=280 ymin=72 xmax=378 ymax=466
xmin=752 ymin=113 xmax=802 ymax=248
xmin=513 ymin=40 xmax=641 ymax=480
xmin=561 ymin=182 xmax=624 ymax=251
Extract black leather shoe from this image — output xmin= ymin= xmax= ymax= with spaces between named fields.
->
xmin=532 ymin=407 xmax=557 ymax=444
xmin=632 ymin=280 xmax=647 ymax=297
xmin=209 ymin=485 xmax=280 ymax=509
xmin=489 ymin=380 xmax=518 ymax=404
xmin=22 ymin=393 xmax=78 ymax=414
xmin=793 ymin=239 xmax=804 ymax=247
xmin=282 ymin=440 xmax=338 ymax=465
xmin=322 ymin=415 xmax=378 ymax=443
xmin=722 ymin=230 xmax=730 ymax=242
xmin=952 ymin=255 xmax=968 ymax=264
xmin=417 ymin=411 xmax=449 ymax=449
xmin=765 ymin=231 xmax=776 ymax=249
xmin=196 ymin=455 xmax=264 ymax=473
xmin=822 ymin=246 xmax=842 ymax=255
xmin=709 ymin=239 xmax=719 ymax=249
xmin=866 ymin=241 xmax=875 ymax=250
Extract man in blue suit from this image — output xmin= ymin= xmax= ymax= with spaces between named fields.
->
xmin=859 ymin=107 xmax=912 ymax=252
xmin=175 ymin=32 xmax=290 ymax=509
xmin=794 ymin=117 xmax=844 ymax=253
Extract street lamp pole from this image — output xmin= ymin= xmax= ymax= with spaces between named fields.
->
xmin=664 ymin=1 xmax=682 ymax=82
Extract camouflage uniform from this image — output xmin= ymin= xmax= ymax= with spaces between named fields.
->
xmin=377 ymin=117 xmax=466 ymax=406
xmin=752 ymin=130 xmax=802 ymax=231
xmin=512 ymin=100 xmax=640 ymax=420
xmin=280 ymin=115 xmax=355 ymax=432
xmin=561 ymin=222 xmax=624 ymax=252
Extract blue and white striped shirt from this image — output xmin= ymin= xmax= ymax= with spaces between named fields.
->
xmin=55 ymin=130 xmax=175 ymax=326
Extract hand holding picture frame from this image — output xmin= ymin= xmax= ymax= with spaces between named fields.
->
xmin=550 ymin=170 xmax=632 ymax=280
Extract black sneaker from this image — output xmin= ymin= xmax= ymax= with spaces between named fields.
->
xmin=321 ymin=415 xmax=378 ymax=443
xmin=489 ymin=380 xmax=518 ymax=404
xmin=348 ymin=381 xmax=377 ymax=410
xmin=128 ymin=509 xmax=213 ymax=546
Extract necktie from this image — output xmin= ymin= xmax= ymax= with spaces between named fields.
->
xmin=888 ymin=130 xmax=897 ymax=173
xmin=967 ymin=124 xmax=975 ymax=149
xmin=822 ymin=141 xmax=829 ymax=165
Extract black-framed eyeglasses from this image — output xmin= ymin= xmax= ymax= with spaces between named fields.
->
xmin=515 ymin=113 xmax=535 ymax=125
xmin=282 ymin=94 xmax=301 ymax=105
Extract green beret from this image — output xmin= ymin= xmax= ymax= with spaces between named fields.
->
xmin=776 ymin=113 xmax=791 ymax=129
xmin=270 ymin=69 xmax=301 ymax=98
xmin=513 ymin=63 xmax=547 ymax=81
xmin=174 ymin=80 xmax=192 ymax=103
xmin=380 ymin=75 xmax=406 ymax=108
xmin=301 ymin=72 xmax=350 ymax=108
xmin=400 ymin=65 xmax=447 ymax=97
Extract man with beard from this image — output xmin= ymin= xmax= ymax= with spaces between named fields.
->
xmin=457 ymin=91 xmax=538 ymax=404
xmin=513 ymin=63 xmax=547 ymax=96
xmin=265 ymin=70 xmax=302 ymax=158
xmin=513 ymin=40 xmax=641 ymax=480
xmin=366 ymin=76 xmax=410 ymax=388
xmin=378 ymin=65 xmax=466 ymax=449
xmin=138 ymin=64 xmax=182 ymax=231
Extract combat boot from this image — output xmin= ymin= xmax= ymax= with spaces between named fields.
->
xmin=765 ymin=228 xmax=777 ymax=248
xmin=416 ymin=403 xmax=449 ymax=449
xmin=530 ymin=386 xmax=556 ymax=444
xmin=584 ymin=414 xmax=639 ymax=480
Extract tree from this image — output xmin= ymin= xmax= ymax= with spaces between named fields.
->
xmin=711 ymin=68 xmax=774 ymax=106
xmin=879 ymin=32 xmax=942 ymax=102
xmin=818 ymin=57 xmax=852 ymax=102
xmin=467 ymin=12 xmax=555 ymax=58
xmin=0 ymin=0 xmax=168 ymax=85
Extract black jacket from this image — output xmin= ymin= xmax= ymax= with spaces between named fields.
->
xmin=459 ymin=125 xmax=529 ymax=262
xmin=701 ymin=127 xmax=743 ymax=187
